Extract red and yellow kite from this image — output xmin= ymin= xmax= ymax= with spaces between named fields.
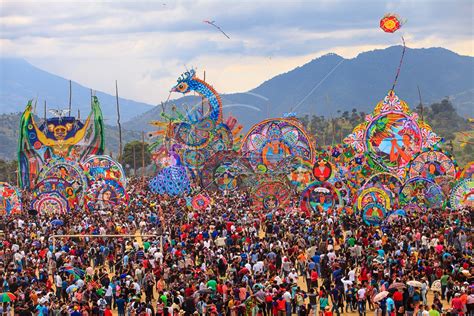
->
xmin=380 ymin=14 xmax=403 ymax=33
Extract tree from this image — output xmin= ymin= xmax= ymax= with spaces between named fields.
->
xmin=121 ymin=141 xmax=152 ymax=175
xmin=0 ymin=159 xmax=18 ymax=183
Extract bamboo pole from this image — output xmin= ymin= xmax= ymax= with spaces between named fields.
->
xmin=115 ymin=80 xmax=123 ymax=162
xmin=141 ymin=131 xmax=145 ymax=184
xmin=202 ymin=70 xmax=206 ymax=115
xmin=133 ymin=144 xmax=137 ymax=176
xmin=68 ymin=80 xmax=72 ymax=116
xmin=417 ymin=85 xmax=424 ymax=121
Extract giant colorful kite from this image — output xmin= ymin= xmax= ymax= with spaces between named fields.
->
xmin=449 ymin=179 xmax=473 ymax=210
xmin=82 ymin=155 xmax=127 ymax=188
xmin=147 ymin=70 xmax=242 ymax=194
xmin=201 ymin=150 xmax=254 ymax=191
xmin=241 ymin=118 xmax=314 ymax=174
xmin=344 ymin=90 xmax=440 ymax=177
xmin=18 ymin=97 xmax=104 ymax=188
xmin=0 ymin=182 xmax=22 ymax=216
xmin=406 ymin=149 xmax=457 ymax=181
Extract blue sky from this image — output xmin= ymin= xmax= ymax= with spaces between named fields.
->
xmin=1 ymin=0 xmax=472 ymax=104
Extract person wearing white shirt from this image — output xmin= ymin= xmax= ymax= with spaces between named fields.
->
xmin=54 ymin=274 xmax=62 ymax=299
xmin=274 ymin=275 xmax=283 ymax=285
xmin=288 ymin=269 xmax=298 ymax=284
xmin=348 ymin=269 xmax=356 ymax=282
xmin=253 ymin=261 xmax=264 ymax=275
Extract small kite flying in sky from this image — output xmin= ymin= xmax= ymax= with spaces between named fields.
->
xmin=380 ymin=13 xmax=404 ymax=33
xmin=203 ymin=20 xmax=230 ymax=39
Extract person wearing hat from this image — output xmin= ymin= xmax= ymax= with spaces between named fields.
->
xmin=451 ymin=293 xmax=465 ymax=314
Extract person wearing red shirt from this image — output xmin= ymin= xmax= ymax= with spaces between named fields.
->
xmin=393 ymin=290 xmax=403 ymax=310
xmin=104 ymin=305 xmax=113 ymax=316
xmin=310 ymin=269 xmax=319 ymax=289
xmin=451 ymin=293 xmax=464 ymax=314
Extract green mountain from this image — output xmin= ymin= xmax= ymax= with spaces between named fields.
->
xmin=0 ymin=58 xmax=153 ymax=123
xmin=123 ymin=46 xmax=474 ymax=132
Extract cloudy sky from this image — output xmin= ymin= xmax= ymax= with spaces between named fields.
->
xmin=1 ymin=0 xmax=473 ymax=104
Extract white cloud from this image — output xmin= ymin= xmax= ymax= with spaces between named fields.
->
xmin=0 ymin=0 xmax=472 ymax=104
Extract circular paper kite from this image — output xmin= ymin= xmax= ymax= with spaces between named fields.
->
xmin=288 ymin=158 xmax=314 ymax=191
xmin=328 ymin=177 xmax=351 ymax=206
xmin=34 ymin=177 xmax=82 ymax=210
xmin=191 ymin=194 xmax=211 ymax=210
xmin=449 ymin=179 xmax=473 ymax=210
xmin=32 ymin=191 xmax=69 ymax=215
xmin=312 ymin=159 xmax=333 ymax=182
xmin=0 ymin=182 xmax=22 ymax=216
xmin=85 ymin=179 xmax=128 ymax=211
xmin=380 ymin=14 xmax=403 ymax=33
xmin=241 ymin=118 xmax=314 ymax=172
xmin=201 ymin=150 xmax=254 ymax=191
xmin=399 ymin=177 xmax=444 ymax=209
xmin=357 ymin=187 xmax=391 ymax=211
xmin=37 ymin=158 xmax=88 ymax=194
xmin=300 ymin=181 xmax=342 ymax=214
xmin=362 ymin=203 xmax=386 ymax=226
xmin=362 ymin=172 xmax=403 ymax=191
xmin=459 ymin=161 xmax=474 ymax=179
xmin=252 ymin=180 xmax=291 ymax=211
xmin=344 ymin=91 xmax=440 ymax=177
xmin=82 ymin=155 xmax=127 ymax=188
xmin=361 ymin=172 xmax=403 ymax=203
xmin=407 ymin=150 xmax=457 ymax=181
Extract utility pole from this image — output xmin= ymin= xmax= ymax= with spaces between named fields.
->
xmin=141 ymin=131 xmax=145 ymax=184
xmin=133 ymin=145 xmax=137 ymax=176
xmin=202 ymin=70 xmax=206 ymax=115
xmin=115 ymin=80 xmax=123 ymax=162
xmin=68 ymin=80 xmax=72 ymax=116
xmin=417 ymin=85 xmax=424 ymax=121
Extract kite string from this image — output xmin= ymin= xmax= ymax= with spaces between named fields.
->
xmin=391 ymin=36 xmax=406 ymax=91
xmin=292 ymin=58 xmax=345 ymax=112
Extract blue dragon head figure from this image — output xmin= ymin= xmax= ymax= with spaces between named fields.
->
xmin=171 ymin=69 xmax=196 ymax=94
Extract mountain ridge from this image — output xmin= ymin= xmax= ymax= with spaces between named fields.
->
xmin=122 ymin=46 xmax=474 ymax=132
xmin=0 ymin=58 xmax=154 ymax=122
xmin=1 ymin=46 xmax=473 ymax=134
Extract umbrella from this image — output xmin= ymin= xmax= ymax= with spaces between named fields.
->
xmin=61 ymin=266 xmax=85 ymax=279
xmin=373 ymin=291 xmax=389 ymax=303
xmin=431 ymin=280 xmax=442 ymax=292
xmin=407 ymin=280 xmax=423 ymax=288
xmin=0 ymin=292 xmax=16 ymax=303
xmin=66 ymin=285 xmax=78 ymax=294
xmin=51 ymin=219 xmax=64 ymax=226
xmin=75 ymin=279 xmax=85 ymax=288
xmin=96 ymin=288 xmax=105 ymax=296
xmin=388 ymin=282 xmax=406 ymax=290
xmin=393 ymin=209 xmax=406 ymax=216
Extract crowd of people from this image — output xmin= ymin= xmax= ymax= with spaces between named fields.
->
xmin=0 ymin=179 xmax=473 ymax=316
